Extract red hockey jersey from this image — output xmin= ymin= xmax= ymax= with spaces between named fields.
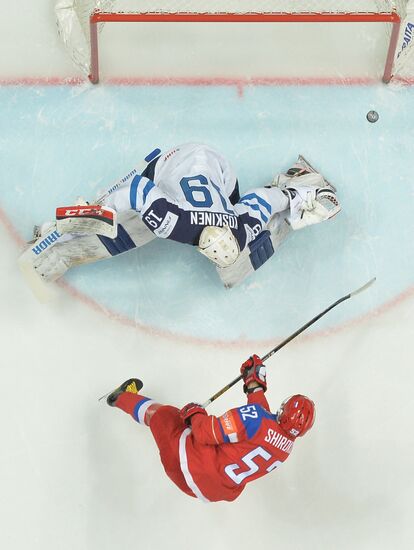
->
xmin=180 ymin=391 xmax=295 ymax=502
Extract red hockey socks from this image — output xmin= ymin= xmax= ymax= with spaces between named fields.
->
xmin=115 ymin=392 xmax=144 ymax=415
xmin=115 ymin=393 xmax=161 ymax=426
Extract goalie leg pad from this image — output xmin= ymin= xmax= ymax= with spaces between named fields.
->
xmin=19 ymin=226 xmax=112 ymax=285
xmin=34 ymin=234 xmax=111 ymax=281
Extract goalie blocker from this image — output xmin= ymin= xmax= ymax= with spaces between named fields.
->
xmin=56 ymin=204 xmax=118 ymax=239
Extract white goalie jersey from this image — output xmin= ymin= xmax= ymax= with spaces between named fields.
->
xmin=102 ymin=142 xmax=290 ymax=253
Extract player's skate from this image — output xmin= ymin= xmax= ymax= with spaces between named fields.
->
xmin=106 ymin=378 xmax=143 ymax=407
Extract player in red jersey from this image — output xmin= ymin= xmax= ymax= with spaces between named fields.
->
xmin=106 ymin=355 xmax=315 ymax=502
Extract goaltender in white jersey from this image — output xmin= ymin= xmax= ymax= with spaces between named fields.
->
xmin=19 ymin=143 xmax=341 ymax=295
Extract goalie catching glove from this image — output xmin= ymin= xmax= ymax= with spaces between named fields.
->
xmin=240 ymin=354 xmax=267 ymax=393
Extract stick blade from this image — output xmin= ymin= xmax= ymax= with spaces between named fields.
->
xmin=350 ymin=277 xmax=376 ymax=298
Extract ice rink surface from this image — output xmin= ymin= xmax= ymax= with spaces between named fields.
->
xmin=1 ymin=4 xmax=414 ymax=550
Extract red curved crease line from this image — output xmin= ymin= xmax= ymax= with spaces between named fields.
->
xmin=1 ymin=187 xmax=412 ymax=351
xmin=57 ymin=276 xmax=414 ymax=350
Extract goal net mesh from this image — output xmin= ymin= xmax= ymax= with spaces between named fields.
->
xmin=55 ymin=0 xmax=411 ymax=79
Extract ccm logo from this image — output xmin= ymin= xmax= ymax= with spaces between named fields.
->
xmin=56 ymin=206 xmax=113 ymax=219
xmin=63 ymin=207 xmax=101 ymax=216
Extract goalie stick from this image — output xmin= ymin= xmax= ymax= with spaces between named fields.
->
xmin=201 ymin=278 xmax=376 ymax=408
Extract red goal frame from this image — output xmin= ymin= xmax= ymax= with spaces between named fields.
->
xmin=89 ymin=10 xmax=402 ymax=84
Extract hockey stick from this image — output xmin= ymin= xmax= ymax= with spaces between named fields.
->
xmin=201 ymin=277 xmax=376 ymax=408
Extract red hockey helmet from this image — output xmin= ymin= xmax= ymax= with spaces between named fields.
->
xmin=277 ymin=395 xmax=315 ymax=438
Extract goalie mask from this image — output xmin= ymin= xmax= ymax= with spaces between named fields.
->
xmin=198 ymin=225 xmax=240 ymax=268
xmin=277 ymin=395 xmax=315 ymax=438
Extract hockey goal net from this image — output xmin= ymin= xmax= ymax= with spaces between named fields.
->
xmin=55 ymin=0 xmax=413 ymax=84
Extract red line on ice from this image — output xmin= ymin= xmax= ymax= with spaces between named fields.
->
xmin=1 ymin=205 xmax=413 ymax=349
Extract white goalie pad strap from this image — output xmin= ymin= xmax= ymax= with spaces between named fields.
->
xmin=56 ymin=205 xmax=118 ymax=239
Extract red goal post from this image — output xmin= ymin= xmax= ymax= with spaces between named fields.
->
xmin=56 ymin=1 xmax=409 ymax=84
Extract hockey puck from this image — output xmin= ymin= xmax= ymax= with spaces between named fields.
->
xmin=366 ymin=110 xmax=379 ymax=123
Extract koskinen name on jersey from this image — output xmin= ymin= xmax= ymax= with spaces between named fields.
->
xmin=190 ymin=212 xmax=238 ymax=229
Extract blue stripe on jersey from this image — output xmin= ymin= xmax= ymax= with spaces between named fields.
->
xmin=209 ymin=179 xmax=235 ymax=215
xmin=218 ymin=421 xmax=231 ymax=444
xmin=239 ymin=193 xmax=272 ymax=222
xmin=239 ymin=201 xmax=269 ymax=223
xmin=132 ymin=397 xmax=151 ymax=423
xmin=142 ymin=180 xmax=155 ymax=203
xmin=240 ymin=193 xmax=272 ymax=215
xmin=129 ymin=174 xmax=143 ymax=210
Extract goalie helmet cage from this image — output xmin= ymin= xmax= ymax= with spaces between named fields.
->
xmin=56 ymin=1 xmax=410 ymax=84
